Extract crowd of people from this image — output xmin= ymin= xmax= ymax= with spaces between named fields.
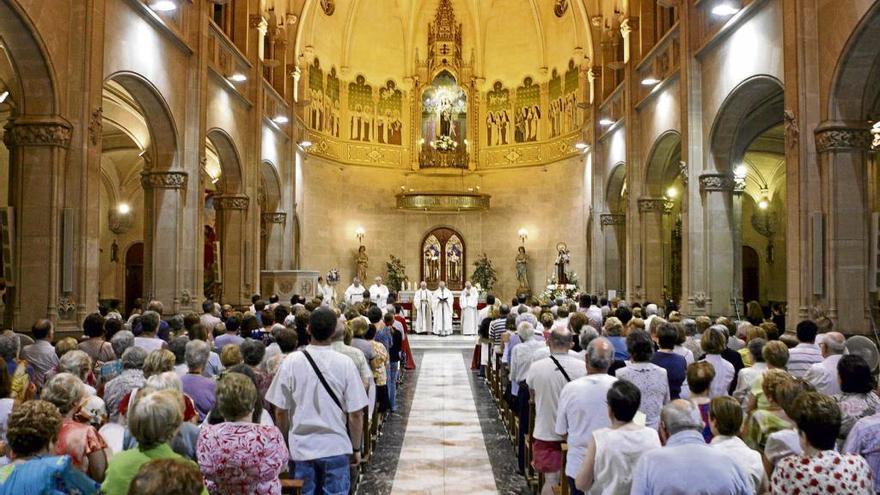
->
xmin=480 ymin=293 xmax=880 ymax=495
xmin=0 ymin=292 xmax=413 ymax=495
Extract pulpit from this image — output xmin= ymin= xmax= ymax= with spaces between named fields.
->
xmin=260 ymin=270 xmax=320 ymax=302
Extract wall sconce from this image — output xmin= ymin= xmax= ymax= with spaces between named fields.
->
xmin=518 ymin=228 xmax=528 ymax=245
xmin=665 ymin=186 xmax=678 ymax=199
xmin=109 ymin=203 xmax=133 ymax=235
xmin=355 ymin=226 xmax=365 ymax=245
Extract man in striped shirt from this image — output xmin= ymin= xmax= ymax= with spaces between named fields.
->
xmin=490 ymin=304 xmax=511 ymax=355
xmin=786 ymin=320 xmax=822 ymax=378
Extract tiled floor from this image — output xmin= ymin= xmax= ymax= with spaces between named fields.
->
xmin=390 ymin=352 xmax=498 ymax=494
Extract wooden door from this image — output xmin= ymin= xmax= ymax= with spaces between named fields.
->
xmin=421 ymin=227 xmax=466 ymax=290
xmin=125 ymin=242 xmax=144 ymax=315
xmin=742 ymin=245 xmax=760 ymax=304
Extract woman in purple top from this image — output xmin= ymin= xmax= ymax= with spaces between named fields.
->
xmin=651 ymin=323 xmax=688 ymax=399
xmin=179 ymin=340 xmax=216 ymax=421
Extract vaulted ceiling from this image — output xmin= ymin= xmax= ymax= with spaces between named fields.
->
xmin=293 ymin=0 xmax=597 ymax=87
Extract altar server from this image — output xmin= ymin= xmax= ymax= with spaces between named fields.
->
xmin=459 ymin=280 xmax=479 ymax=336
xmin=413 ymin=282 xmax=433 ymax=334
xmin=432 ymin=281 xmax=454 ymax=336
xmin=369 ymin=276 xmax=390 ymax=309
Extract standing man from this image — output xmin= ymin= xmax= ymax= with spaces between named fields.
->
xmin=344 ymin=278 xmax=365 ymax=305
xmin=413 ymin=282 xmax=433 ymax=335
xmin=317 ymin=276 xmax=336 ymax=307
xmin=369 ymin=276 xmax=389 ymax=309
xmin=432 ymin=281 xmax=453 ymax=337
xmin=459 ymin=281 xmax=479 ymax=336
xmin=266 ymin=307 xmax=368 ymax=495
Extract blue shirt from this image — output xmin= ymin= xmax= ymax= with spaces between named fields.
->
xmin=631 ymin=430 xmax=752 ymax=494
xmin=608 ymin=336 xmax=629 ymax=361
xmin=375 ymin=327 xmax=393 ymax=353
xmin=651 ymin=351 xmax=687 ymax=399
xmin=0 ymin=455 xmax=100 ymax=495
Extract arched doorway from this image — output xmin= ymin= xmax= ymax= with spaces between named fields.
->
xmin=259 ymin=160 xmax=284 ymax=271
xmin=602 ymin=163 xmax=627 ymax=295
xmin=420 ymin=227 xmax=466 ymax=290
xmin=124 ymin=242 xmax=144 ymax=315
xmin=742 ymin=245 xmax=760 ymax=305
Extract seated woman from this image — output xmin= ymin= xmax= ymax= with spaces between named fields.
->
xmin=575 ymin=380 xmax=661 ymax=494
xmin=0 ymin=400 xmax=100 ymax=495
xmin=41 ymin=373 xmax=109 ymax=481
xmin=743 ymin=370 xmax=811 ymax=452
xmin=102 ymin=388 xmax=204 ymax=495
xmin=197 ymin=372 xmax=288 ymax=494
xmin=129 ymin=458 xmax=205 ymax=495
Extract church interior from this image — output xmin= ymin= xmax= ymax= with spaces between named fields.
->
xmin=1 ymin=0 xmax=880 ymax=494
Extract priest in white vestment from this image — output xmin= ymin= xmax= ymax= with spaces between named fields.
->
xmin=413 ymin=281 xmax=433 ymax=334
xmin=317 ymin=277 xmax=336 ymax=306
xmin=344 ymin=278 xmax=365 ymax=305
xmin=432 ymin=281 xmax=454 ymax=336
xmin=369 ymin=276 xmax=390 ymax=309
xmin=459 ymin=280 xmax=479 ymax=336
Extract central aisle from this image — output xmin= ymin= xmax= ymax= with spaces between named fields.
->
xmin=390 ymin=351 xmax=498 ymax=494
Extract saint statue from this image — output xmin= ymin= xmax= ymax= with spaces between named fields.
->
xmin=355 ymin=245 xmax=368 ymax=283
xmin=515 ymin=246 xmax=530 ymax=293
xmin=555 ymin=243 xmax=570 ymax=285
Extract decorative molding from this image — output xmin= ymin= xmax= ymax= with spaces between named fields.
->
xmin=600 ymin=213 xmax=625 ymax=226
xmin=691 ymin=291 xmax=708 ymax=309
xmin=733 ymin=178 xmax=746 ymax=194
xmin=553 ymin=0 xmax=569 ymax=17
xmin=140 ymin=171 xmax=188 ymax=190
xmin=699 ymin=173 xmax=735 ymax=192
xmin=620 ymin=17 xmax=639 ymax=35
xmin=249 ymin=15 xmax=263 ymax=28
xmin=261 ymin=212 xmax=287 ymax=224
xmin=783 ymin=109 xmax=799 ymax=149
xmin=679 ymin=161 xmax=688 ymax=185
xmin=396 ymin=191 xmax=490 ymax=212
xmin=88 ymin=107 xmax=103 ymax=146
xmin=213 ymin=195 xmax=250 ymax=210
xmin=638 ymin=197 xmax=669 ymax=213
xmin=814 ymin=124 xmax=872 ymax=153
xmin=3 ymin=118 xmax=73 ymax=148
xmin=320 ymin=0 xmax=335 ymax=16
xmin=873 ymin=124 xmax=880 ymax=150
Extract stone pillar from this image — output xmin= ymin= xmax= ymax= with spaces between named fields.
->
xmin=638 ymin=197 xmax=668 ymax=302
xmin=3 ymin=117 xmax=72 ymax=327
xmin=699 ymin=173 xmax=736 ymax=316
xmin=814 ymin=123 xmax=874 ymax=334
xmin=600 ymin=214 xmax=626 ymax=296
xmin=213 ymin=195 xmax=249 ymax=306
xmin=261 ymin=212 xmax=286 ymax=271
xmin=140 ymin=171 xmax=188 ymax=311
xmin=732 ymin=178 xmax=746 ymax=316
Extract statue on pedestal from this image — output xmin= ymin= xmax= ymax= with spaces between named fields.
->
xmin=555 ymin=242 xmax=570 ymax=285
xmin=355 ymin=245 xmax=368 ymax=283
xmin=515 ymin=246 xmax=530 ymax=294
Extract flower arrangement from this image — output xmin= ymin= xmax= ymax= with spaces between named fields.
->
xmin=539 ymin=272 xmax=580 ymax=303
xmin=384 ymin=255 xmax=407 ymax=292
xmin=430 ymin=135 xmax=459 ymax=152
xmin=471 ymin=253 xmax=498 ymax=292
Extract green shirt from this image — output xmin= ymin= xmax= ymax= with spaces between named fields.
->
xmin=101 ymin=443 xmax=207 ymax=495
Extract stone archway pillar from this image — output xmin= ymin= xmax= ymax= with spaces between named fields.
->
xmin=638 ymin=198 xmax=668 ymax=303
xmin=213 ymin=195 xmax=249 ymax=306
xmin=600 ymin=214 xmax=626 ymax=296
xmin=3 ymin=117 xmax=72 ymax=327
xmin=141 ymin=171 xmax=188 ymax=312
xmin=261 ymin=212 xmax=286 ymax=271
xmin=699 ymin=173 xmax=737 ymax=316
xmin=814 ymin=123 xmax=874 ymax=334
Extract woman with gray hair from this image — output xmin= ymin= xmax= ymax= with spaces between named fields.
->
xmin=41 ymin=372 xmax=110 ymax=481
xmin=103 ymin=346 xmax=147 ymax=423
xmin=180 ymin=340 xmax=216 ymax=421
xmin=97 ymin=330 xmax=135 ymax=388
xmin=603 ymin=317 xmax=629 ymax=361
xmin=58 ymin=350 xmax=96 ymax=396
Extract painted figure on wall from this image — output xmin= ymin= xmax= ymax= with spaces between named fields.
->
xmin=308 ymin=59 xmax=324 ymax=131
xmin=377 ymin=80 xmax=404 ymax=145
xmin=515 ymin=77 xmax=541 ymax=143
xmin=325 ymin=67 xmax=341 ymax=137
xmin=349 ymin=75 xmax=374 ymax=142
xmin=421 ymin=71 xmax=467 ymax=149
xmin=486 ymin=81 xmax=511 ymax=146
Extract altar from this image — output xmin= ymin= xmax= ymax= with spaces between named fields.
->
xmin=260 ymin=270 xmax=321 ymax=301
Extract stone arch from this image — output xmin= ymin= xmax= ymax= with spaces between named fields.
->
xmin=206 ymin=128 xmax=243 ymax=195
xmin=644 ymin=130 xmax=682 ymax=197
xmin=0 ymin=0 xmax=58 ymax=115
xmin=708 ymin=75 xmax=784 ymax=173
xmin=104 ymin=72 xmax=179 ymax=171
xmin=605 ymin=162 xmax=626 ymax=214
xmin=260 ymin=160 xmax=282 ymax=212
xmin=828 ymin=0 xmax=880 ymax=121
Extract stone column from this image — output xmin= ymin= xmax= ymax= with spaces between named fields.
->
xmin=814 ymin=123 xmax=874 ymax=334
xmin=213 ymin=195 xmax=249 ymax=306
xmin=732 ymin=178 xmax=745 ymax=315
xmin=600 ymin=214 xmax=626 ymax=296
xmin=140 ymin=171 xmax=188 ymax=311
xmin=3 ymin=117 xmax=72 ymax=327
xmin=261 ymin=211 xmax=286 ymax=271
xmin=638 ymin=197 xmax=668 ymax=302
xmin=699 ymin=173 xmax=736 ymax=316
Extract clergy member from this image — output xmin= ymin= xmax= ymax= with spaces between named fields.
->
xmin=413 ymin=281 xmax=433 ymax=334
xmin=344 ymin=278 xmax=365 ymax=305
xmin=432 ymin=281 xmax=454 ymax=337
xmin=369 ymin=276 xmax=390 ymax=308
xmin=459 ymin=280 xmax=479 ymax=336
xmin=317 ymin=276 xmax=336 ymax=307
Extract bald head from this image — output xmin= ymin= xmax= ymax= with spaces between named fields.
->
xmin=820 ymin=331 xmax=846 ymax=356
xmin=661 ymin=399 xmax=703 ymax=436
xmin=548 ymin=328 xmax=573 ymax=352
xmin=585 ymin=337 xmax=614 ymax=372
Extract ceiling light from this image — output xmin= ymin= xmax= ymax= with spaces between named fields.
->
xmin=758 ymin=199 xmax=769 ymax=210
xmin=0 ymin=91 xmax=8 ymax=103
xmin=734 ymin=164 xmax=747 ymax=178
xmin=711 ymin=2 xmax=740 ymax=16
xmin=666 ymin=186 xmax=678 ymax=199
xmin=117 ymin=203 xmax=131 ymax=215
xmin=599 ymin=118 xmax=615 ymax=126
xmin=150 ymin=0 xmax=177 ymax=12
xmin=641 ymin=77 xmax=661 ymax=86
xmin=228 ymin=73 xmax=247 ymax=82
xmin=575 ymin=142 xmax=588 ymax=150
xmin=273 ymin=115 xmax=289 ymax=124
xmin=299 ymin=140 xmax=312 ymax=149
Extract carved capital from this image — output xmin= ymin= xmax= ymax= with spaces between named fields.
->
xmin=213 ymin=195 xmax=250 ymax=210
xmin=3 ymin=118 xmax=73 ymax=148
xmin=733 ymin=178 xmax=746 ymax=194
xmin=699 ymin=173 xmax=735 ymax=192
xmin=588 ymin=66 xmax=602 ymax=81
xmin=814 ymin=123 xmax=873 ymax=153
xmin=261 ymin=211 xmax=287 ymax=224
xmin=638 ymin=197 xmax=669 ymax=213
xmin=600 ymin=213 xmax=626 ymax=226
xmin=249 ymin=15 xmax=264 ymax=28
xmin=141 ymin=171 xmax=188 ymax=190
xmin=620 ymin=17 xmax=639 ymax=35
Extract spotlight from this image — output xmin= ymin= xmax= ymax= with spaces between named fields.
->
xmin=273 ymin=115 xmax=289 ymax=124
xmin=641 ymin=77 xmax=661 ymax=86
xmin=117 ymin=203 xmax=131 ymax=214
xmin=758 ymin=199 xmax=769 ymax=210
xmin=599 ymin=118 xmax=615 ymax=126
xmin=150 ymin=0 xmax=177 ymax=12
xmin=711 ymin=2 xmax=740 ymax=16
xmin=228 ymin=73 xmax=247 ymax=82
xmin=0 ymin=91 xmax=8 ymax=103
xmin=734 ymin=164 xmax=748 ymax=179
xmin=299 ymin=140 xmax=312 ymax=149
xmin=575 ymin=142 xmax=589 ymax=150
xmin=666 ymin=186 xmax=678 ymax=199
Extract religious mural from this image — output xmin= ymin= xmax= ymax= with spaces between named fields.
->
xmin=377 ymin=80 xmax=403 ymax=145
xmin=348 ymin=75 xmax=375 ymax=142
xmin=307 ymin=59 xmax=341 ymax=137
xmin=548 ymin=60 xmax=581 ymax=138
xmin=514 ymin=77 xmax=541 ymax=143
xmin=485 ymin=81 xmax=511 ymax=147
xmin=421 ymin=71 xmax=467 ymax=151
